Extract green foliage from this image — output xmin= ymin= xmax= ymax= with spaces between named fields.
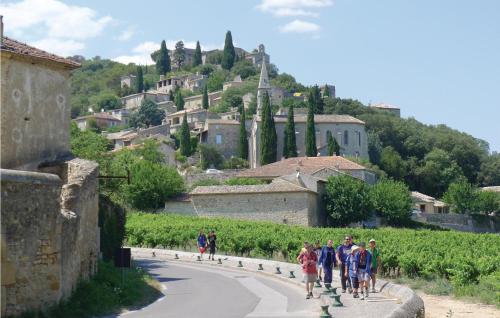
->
xmin=230 ymin=60 xmax=257 ymax=79
xmin=223 ymin=177 xmax=265 ymax=186
xmin=283 ymin=105 xmax=298 ymax=158
xmin=179 ymin=112 xmax=191 ymax=157
xmin=371 ymin=179 xmax=412 ymax=226
xmin=199 ymin=144 xmax=224 ymax=169
xmin=221 ymin=30 xmax=236 ymax=70
xmin=98 ymin=194 xmax=126 ymax=262
xmin=259 ymin=92 xmax=277 ymax=165
xmin=70 ymin=122 xmax=111 ymax=165
xmin=367 ymin=131 xmax=383 ymax=165
xmin=23 ymin=261 xmax=160 ymax=318
xmin=193 ymin=41 xmax=202 ymax=67
xmin=239 ymin=110 xmax=249 ymax=160
xmin=345 ymin=156 xmax=388 ymax=180
xmin=155 ymin=40 xmax=171 ymax=75
xmin=174 ymin=151 xmax=187 ymax=163
xmin=135 ymin=66 xmax=144 ymax=93
xmin=309 ymin=85 xmax=324 ymax=114
xmin=135 ymin=139 xmax=165 ymax=163
xmin=125 ymin=213 xmax=500 ymax=306
xmin=207 ymin=69 xmax=229 ymax=92
xmin=173 ymin=41 xmax=185 ymax=69
xmin=125 ymin=161 xmax=185 ymax=210
xmin=443 ymin=182 xmax=500 ymax=214
xmin=223 ymin=157 xmax=249 ymax=169
xmin=323 ymin=84 xmax=331 ymax=97
xmin=478 ymin=153 xmax=500 ymax=186
xmin=305 ymin=93 xmax=317 ymax=157
xmin=271 ymin=73 xmax=306 ymax=93
xmin=195 ymin=63 xmax=216 ymax=77
xmin=205 ymin=51 xmax=223 ymax=65
xmin=476 ymin=191 xmax=500 ymax=214
xmin=380 ymin=146 xmax=407 ymax=180
xmin=175 ymin=90 xmax=185 ymax=111
xmin=129 ymin=99 xmax=165 ymax=128
xmin=326 ymin=130 xmax=340 ymax=156
xmin=190 ymin=178 xmax=221 ymax=190
xmin=202 ymin=85 xmax=209 ymax=109
xmin=92 ymin=92 xmax=122 ymax=111
xmin=324 ymin=175 xmax=373 ymax=226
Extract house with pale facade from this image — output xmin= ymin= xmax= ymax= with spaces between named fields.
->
xmin=120 ymin=91 xmax=170 ymax=110
xmin=74 ymin=112 xmax=122 ymax=131
xmin=411 ymin=191 xmax=450 ymax=213
xmin=156 ymin=73 xmax=208 ymax=94
xmin=369 ymin=103 xmax=401 ymax=117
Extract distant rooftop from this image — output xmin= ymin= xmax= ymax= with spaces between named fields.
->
xmin=190 ymin=177 xmax=315 ymax=195
xmin=256 ymin=114 xmax=365 ymax=125
xmin=370 ymin=103 xmax=400 ymax=110
xmin=1 ymin=36 xmax=80 ymax=69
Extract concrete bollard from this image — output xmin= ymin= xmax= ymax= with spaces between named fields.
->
xmin=217 ymin=258 xmax=222 ymax=264
xmin=319 ymin=305 xmax=332 ymax=318
xmin=331 ymin=294 xmax=343 ymax=307
xmin=330 ymin=287 xmax=338 ymax=295
xmin=152 ymin=251 xmax=156 ymax=257
xmin=275 ymin=266 xmax=281 ymax=274
xmin=289 ymin=270 xmax=296 ymax=278
xmin=197 ymin=255 xmax=202 ymax=261
xmin=321 ymin=284 xmax=333 ymax=296
xmin=174 ymin=254 xmax=179 ymax=259
xmin=258 ymin=264 xmax=264 ymax=270
xmin=238 ymin=261 xmax=243 ymax=267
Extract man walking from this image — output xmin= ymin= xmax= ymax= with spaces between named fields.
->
xmin=319 ymin=239 xmax=337 ymax=285
xmin=336 ymin=236 xmax=353 ymax=293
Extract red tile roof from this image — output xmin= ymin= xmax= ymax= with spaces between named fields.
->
xmin=1 ymin=36 xmax=80 ymax=69
xmin=238 ymin=156 xmax=367 ymax=179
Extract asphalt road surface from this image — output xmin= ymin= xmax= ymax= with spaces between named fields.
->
xmin=109 ymin=258 xmax=319 ymax=318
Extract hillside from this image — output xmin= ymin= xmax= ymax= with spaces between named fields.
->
xmin=69 ymin=57 xmax=500 ymax=198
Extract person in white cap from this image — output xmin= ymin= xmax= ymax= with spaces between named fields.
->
xmin=369 ymin=239 xmax=381 ymax=293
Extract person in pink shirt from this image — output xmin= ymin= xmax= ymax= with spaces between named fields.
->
xmin=297 ymin=243 xmax=318 ymax=299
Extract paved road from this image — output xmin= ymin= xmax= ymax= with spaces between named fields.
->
xmin=110 ymin=258 xmax=319 ymax=318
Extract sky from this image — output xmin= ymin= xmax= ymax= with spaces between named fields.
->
xmin=1 ymin=0 xmax=499 ymax=152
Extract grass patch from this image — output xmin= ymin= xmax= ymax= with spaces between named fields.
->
xmin=16 ymin=261 xmax=162 ymax=318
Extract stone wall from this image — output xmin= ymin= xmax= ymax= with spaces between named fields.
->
xmin=1 ymin=57 xmax=72 ymax=171
xmin=184 ymin=169 xmax=243 ymax=186
xmin=0 ymin=159 xmax=99 ymax=316
xmin=411 ymin=212 xmax=500 ymax=233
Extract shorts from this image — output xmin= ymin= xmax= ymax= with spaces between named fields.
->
xmin=350 ymin=275 xmax=359 ymax=289
xmin=358 ymin=269 xmax=370 ymax=281
xmin=198 ymin=246 xmax=206 ymax=253
xmin=371 ymin=266 xmax=377 ymax=274
xmin=304 ymin=273 xmax=318 ymax=283
xmin=209 ymin=246 xmax=216 ymax=254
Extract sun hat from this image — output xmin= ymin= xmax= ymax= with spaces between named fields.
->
xmin=369 ymin=239 xmax=376 ymax=243
xmin=351 ymin=245 xmax=359 ymax=253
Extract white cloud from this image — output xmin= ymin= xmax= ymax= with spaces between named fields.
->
xmin=113 ymin=41 xmax=158 ymax=65
xmin=164 ymin=40 xmax=222 ymax=51
xmin=257 ymin=0 xmax=332 ymax=16
xmin=279 ymin=19 xmax=321 ymax=33
xmin=0 ymin=0 xmax=112 ymax=39
xmin=31 ymin=38 xmax=85 ymax=56
xmin=116 ymin=27 xmax=135 ymax=41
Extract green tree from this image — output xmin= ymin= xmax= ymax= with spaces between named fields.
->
xmin=380 ymin=146 xmax=407 ymax=180
xmin=478 ymin=153 xmax=500 ymax=186
xmin=175 ymin=90 xmax=185 ymax=111
xmin=370 ymin=179 xmax=412 ymax=226
xmin=305 ymin=92 xmax=317 ymax=157
xmin=129 ymin=99 xmax=165 ymax=128
xmin=259 ymin=92 xmax=277 ymax=165
xmin=239 ymin=110 xmax=248 ymax=160
xmin=193 ymin=40 xmax=202 ymax=67
xmin=199 ymin=144 xmax=224 ymax=169
xmin=367 ymin=131 xmax=383 ymax=165
xmin=207 ymin=69 xmax=228 ymax=92
xmin=173 ymin=41 xmax=185 ymax=69
xmin=135 ymin=139 xmax=165 ymax=163
xmin=326 ymin=130 xmax=340 ymax=156
xmin=323 ymin=84 xmax=330 ymax=97
xmin=324 ymin=175 xmax=372 ymax=226
xmin=135 ymin=66 xmax=144 ymax=93
xmin=221 ymin=30 xmax=236 ymax=70
xmin=283 ymin=105 xmax=298 ymax=158
xmin=70 ymin=122 xmax=111 ymax=164
xmin=443 ymin=181 xmax=479 ymax=214
xmin=124 ymin=161 xmax=184 ymax=210
xmin=310 ymin=85 xmax=324 ymax=114
xmin=155 ymin=40 xmax=171 ymax=75
xmin=179 ymin=112 xmax=191 ymax=157
xmin=202 ymin=85 xmax=209 ymax=109
xmin=476 ymin=191 xmax=500 ymax=214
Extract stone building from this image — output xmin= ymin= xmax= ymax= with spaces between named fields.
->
xmin=120 ymin=74 xmax=136 ymax=89
xmin=369 ymin=102 xmax=401 ymax=117
xmin=200 ymin=119 xmax=241 ymax=158
xmin=223 ymin=75 xmax=243 ymax=91
xmin=74 ymin=112 xmax=122 ymax=131
xmin=245 ymin=44 xmax=270 ymax=67
xmin=167 ymin=108 xmax=219 ymax=134
xmin=1 ymin=34 xmax=99 ymax=316
xmin=183 ymin=90 xmax=222 ymax=110
xmin=321 ymin=84 xmax=336 ymax=98
xmin=156 ymin=73 xmax=208 ymax=94
xmin=411 ymin=191 xmax=450 ymax=213
xmin=120 ymin=91 xmax=170 ymax=109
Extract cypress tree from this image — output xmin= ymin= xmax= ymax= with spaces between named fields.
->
xmin=305 ymin=92 xmax=317 ymax=157
xmin=202 ymin=85 xmax=209 ymax=109
xmin=156 ymin=40 xmax=171 ymax=75
xmin=175 ymin=90 xmax=184 ymax=111
xmin=327 ymin=130 xmax=340 ymax=156
xmin=136 ymin=66 xmax=144 ymax=93
xmin=283 ymin=105 xmax=298 ymax=158
xmin=323 ymin=84 xmax=330 ymax=97
xmin=173 ymin=41 xmax=185 ymax=69
xmin=179 ymin=112 xmax=191 ymax=157
xmin=238 ymin=109 xmax=248 ymax=160
xmin=193 ymin=41 xmax=202 ymax=67
xmin=311 ymin=85 xmax=324 ymax=114
xmin=259 ymin=92 xmax=277 ymax=165
xmin=221 ymin=30 xmax=236 ymax=70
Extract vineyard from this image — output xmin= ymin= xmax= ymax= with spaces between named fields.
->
xmin=125 ymin=213 xmax=500 ymax=305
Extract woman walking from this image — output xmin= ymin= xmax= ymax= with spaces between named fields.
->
xmin=319 ymin=239 xmax=337 ymax=285
xmin=355 ymin=242 xmax=372 ymax=299
xmin=346 ymin=245 xmax=360 ymax=298
xmin=197 ymin=230 xmax=208 ymax=260
xmin=208 ymin=230 xmax=217 ymax=261
xmin=297 ymin=243 xmax=318 ymax=299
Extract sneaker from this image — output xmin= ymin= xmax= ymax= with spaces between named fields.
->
xmin=341 ymin=289 xmax=346 ymax=293
xmin=360 ymin=293 xmax=365 ymax=300
xmin=353 ymin=293 xmax=359 ymax=298
xmin=348 ymin=287 xmax=353 ymax=294
xmin=371 ymin=288 xmax=376 ymax=293
xmin=365 ymin=289 xmax=369 ymax=298
xmin=306 ymin=293 xmax=311 ymax=299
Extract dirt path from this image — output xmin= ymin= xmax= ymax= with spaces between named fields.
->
xmin=418 ymin=292 xmax=499 ymax=318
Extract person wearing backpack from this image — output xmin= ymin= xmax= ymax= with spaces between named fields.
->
xmin=318 ymin=239 xmax=337 ymax=285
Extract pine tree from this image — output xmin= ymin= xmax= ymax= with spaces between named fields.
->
xmin=173 ymin=41 xmax=185 ymax=69
xmin=305 ymin=92 xmax=317 ymax=157
xmin=156 ymin=40 xmax=171 ymax=75
xmin=193 ymin=41 xmax=202 ymax=67
xmin=136 ymin=66 xmax=144 ymax=93
xmin=259 ymin=92 xmax=277 ymax=165
xmin=175 ymin=90 xmax=185 ymax=111
xmin=327 ymin=130 xmax=340 ymax=156
xmin=238 ymin=110 xmax=248 ymax=160
xmin=221 ymin=30 xmax=236 ymax=70
xmin=179 ymin=112 xmax=191 ymax=157
xmin=323 ymin=84 xmax=330 ymax=97
xmin=283 ymin=105 xmax=298 ymax=158
xmin=202 ymin=85 xmax=209 ymax=109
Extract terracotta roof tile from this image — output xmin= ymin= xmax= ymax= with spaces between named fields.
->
xmin=238 ymin=156 xmax=367 ymax=178
xmin=190 ymin=178 xmax=313 ymax=195
xmin=1 ymin=36 xmax=80 ymax=69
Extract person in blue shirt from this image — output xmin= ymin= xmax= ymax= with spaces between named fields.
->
xmin=197 ymin=230 xmax=207 ymax=260
xmin=355 ymin=242 xmax=372 ymax=299
xmin=336 ymin=236 xmax=353 ymax=293
xmin=318 ymin=239 xmax=337 ymax=285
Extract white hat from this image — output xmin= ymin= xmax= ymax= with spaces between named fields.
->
xmin=369 ymin=239 xmax=376 ymax=243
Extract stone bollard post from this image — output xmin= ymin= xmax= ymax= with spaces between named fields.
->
xmin=174 ymin=254 xmax=179 ymax=259
xmin=217 ymin=258 xmax=222 ymax=264
xmin=275 ymin=266 xmax=281 ymax=274
xmin=331 ymin=294 xmax=343 ymax=307
xmin=319 ymin=305 xmax=332 ymax=318
xmin=258 ymin=264 xmax=264 ymax=270
xmin=289 ymin=270 xmax=296 ymax=278
xmin=197 ymin=255 xmax=202 ymax=261
xmin=238 ymin=261 xmax=243 ymax=267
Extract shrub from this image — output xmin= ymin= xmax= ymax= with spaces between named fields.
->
xmin=199 ymin=144 xmax=224 ymax=170
xmin=223 ymin=157 xmax=249 ymax=169
xmin=370 ymin=179 xmax=412 ymax=226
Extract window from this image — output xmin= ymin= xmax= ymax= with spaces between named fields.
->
xmin=344 ymin=130 xmax=348 ymax=146
xmin=216 ymin=134 xmax=222 ymax=144
xmin=420 ymin=204 xmax=426 ymax=212
xmin=358 ymin=131 xmax=361 ymax=146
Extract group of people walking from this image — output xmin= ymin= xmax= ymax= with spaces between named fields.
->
xmin=197 ymin=230 xmax=217 ymax=260
xmin=297 ymin=236 xmax=381 ymax=300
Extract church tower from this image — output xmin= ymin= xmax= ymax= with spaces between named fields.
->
xmin=257 ymin=61 xmax=271 ymax=115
